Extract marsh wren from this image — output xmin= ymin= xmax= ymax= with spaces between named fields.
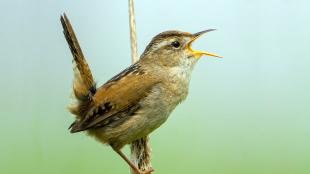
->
xmin=61 ymin=14 xmax=221 ymax=174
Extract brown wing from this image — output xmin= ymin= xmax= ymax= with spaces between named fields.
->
xmin=70 ymin=64 xmax=160 ymax=133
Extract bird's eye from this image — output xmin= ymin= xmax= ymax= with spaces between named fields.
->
xmin=171 ymin=41 xmax=180 ymax=48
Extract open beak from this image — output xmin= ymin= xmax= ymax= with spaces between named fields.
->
xmin=186 ymin=29 xmax=223 ymax=58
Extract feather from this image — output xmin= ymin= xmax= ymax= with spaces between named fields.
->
xmin=61 ymin=13 xmax=96 ymax=120
xmin=70 ymin=66 xmax=160 ymax=133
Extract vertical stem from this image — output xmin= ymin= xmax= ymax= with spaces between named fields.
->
xmin=129 ymin=0 xmax=138 ymax=63
xmin=128 ymin=0 xmax=152 ymax=173
xmin=130 ymin=137 xmax=152 ymax=173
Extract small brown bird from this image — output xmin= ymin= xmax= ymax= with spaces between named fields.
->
xmin=61 ymin=14 xmax=221 ymax=174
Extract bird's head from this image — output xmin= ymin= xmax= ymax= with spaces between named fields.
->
xmin=140 ymin=29 xmax=222 ymax=68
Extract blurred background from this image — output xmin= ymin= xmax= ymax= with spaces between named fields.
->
xmin=0 ymin=0 xmax=309 ymax=174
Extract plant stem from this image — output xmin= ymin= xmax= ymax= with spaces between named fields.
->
xmin=128 ymin=0 xmax=152 ymax=173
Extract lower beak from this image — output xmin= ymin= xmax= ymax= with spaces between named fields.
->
xmin=186 ymin=29 xmax=223 ymax=58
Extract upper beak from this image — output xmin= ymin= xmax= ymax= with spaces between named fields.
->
xmin=186 ymin=29 xmax=223 ymax=58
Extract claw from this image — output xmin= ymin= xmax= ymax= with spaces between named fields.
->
xmin=135 ymin=168 xmax=154 ymax=174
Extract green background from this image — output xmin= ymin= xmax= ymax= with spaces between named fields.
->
xmin=1 ymin=0 xmax=309 ymax=174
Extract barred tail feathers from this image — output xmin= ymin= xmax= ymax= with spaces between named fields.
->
xmin=60 ymin=13 xmax=96 ymax=119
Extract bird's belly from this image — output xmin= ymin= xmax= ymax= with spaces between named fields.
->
xmin=88 ymin=84 xmax=181 ymax=149
xmin=88 ymin=104 xmax=172 ymax=149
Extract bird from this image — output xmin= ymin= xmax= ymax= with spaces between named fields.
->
xmin=61 ymin=13 xmax=221 ymax=174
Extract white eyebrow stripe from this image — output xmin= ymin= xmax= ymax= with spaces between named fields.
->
xmin=152 ymin=39 xmax=175 ymax=52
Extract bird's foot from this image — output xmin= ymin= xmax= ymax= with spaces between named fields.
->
xmin=112 ymin=148 xmax=154 ymax=174
xmin=134 ymin=167 xmax=154 ymax=174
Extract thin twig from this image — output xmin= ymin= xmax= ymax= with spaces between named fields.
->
xmin=129 ymin=0 xmax=138 ymax=63
xmin=128 ymin=0 xmax=153 ymax=173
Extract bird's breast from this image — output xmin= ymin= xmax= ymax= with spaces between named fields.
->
xmin=165 ymin=65 xmax=192 ymax=101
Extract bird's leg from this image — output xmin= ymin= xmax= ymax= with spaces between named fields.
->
xmin=112 ymin=147 xmax=154 ymax=174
